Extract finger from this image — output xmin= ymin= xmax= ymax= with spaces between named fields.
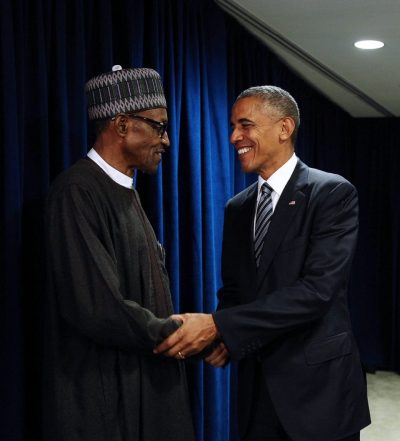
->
xmin=170 ymin=314 xmax=186 ymax=322
xmin=205 ymin=345 xmax=225 ymax=363
xmin=163 ymin=343 xmax=186 ymax=358
xmin=205 ymin=344 xmax=229 ymax=366
xmin=157 ymin=327 xmax=201 ymax=358
xmin=160 ymin=335 xmax=193 ymax=358
xmin=204 ymin=342 xmax=225 ymax=359
xmin=207 ymin=353 xmax=228 ymax=368
xmin=210 ymin=350 xmax=229 ymax=367
xmin=153 ymin=328 xmax=182 ymax=354
xmin=171 ymin=337 xmax=213 ymax=358
xmin=205 ymin=348 xmax=223 ymax=363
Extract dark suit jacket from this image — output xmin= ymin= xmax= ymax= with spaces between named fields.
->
xmin=213 ymin=160 xmax=370 ymax=441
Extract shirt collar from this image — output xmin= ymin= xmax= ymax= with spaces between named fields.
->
xmin=87 ymin=148 xmax=133 ymax=189
xmin=258 ymin=153 xmax=297 ymax=196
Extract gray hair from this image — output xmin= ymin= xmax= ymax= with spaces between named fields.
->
xmin=236 ymin=86 xmax=300 ymax=143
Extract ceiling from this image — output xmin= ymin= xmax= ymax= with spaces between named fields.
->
xmin=216 ymin=0 xmax=400 ymax=117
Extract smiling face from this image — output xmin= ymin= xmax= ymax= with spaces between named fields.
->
xmin=230 ymin=96 xmax=294 ymax=179
xmin=122 ymin=107 xmax=169 ymax=175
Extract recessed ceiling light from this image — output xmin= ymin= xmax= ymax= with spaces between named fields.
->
xmin=354 ymin=40 xmax=384 ymax=50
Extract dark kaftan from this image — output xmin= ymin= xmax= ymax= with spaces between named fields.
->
xmin=43 ymin=158 xmax=195 ymax=441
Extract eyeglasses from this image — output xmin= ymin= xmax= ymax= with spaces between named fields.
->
xmin=127 ymin=114 xmax=168 ymax=138
xmin=111 ymin=113 xmax=168 ymax=138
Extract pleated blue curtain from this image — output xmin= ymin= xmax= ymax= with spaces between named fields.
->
xmin=1 ymin=1 xmax=400 ymax=440
xmin=137 ymin=3 xmax=233 ymax=439
xmin=1 ymin=1 xmax=234 ymax=439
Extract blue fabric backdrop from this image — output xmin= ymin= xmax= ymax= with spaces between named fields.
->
xmin=1 ymin=1 xmax=399 ymax=440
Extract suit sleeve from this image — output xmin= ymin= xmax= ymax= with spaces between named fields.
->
xmin=46 ymin=183 xmax=179 ymax=351
xmin=213 ymin=181 xmax=358 ymax=360
xmin=216 ymin=203 xmax=242 ymax=310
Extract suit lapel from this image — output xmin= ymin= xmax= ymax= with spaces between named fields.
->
xmin=256 ymin=160 xmax=309 ymax=288
xmin=238 ymin=183 xmax=258 ymax=291
xmin=242 ymin=183 xmax=258 ymax=249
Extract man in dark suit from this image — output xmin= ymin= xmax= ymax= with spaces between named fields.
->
xmin=155 ymin=86 xmax=371 ymax=441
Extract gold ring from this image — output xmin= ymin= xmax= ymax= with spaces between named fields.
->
xmin=177 ymin=351 xmax=185 ymax=360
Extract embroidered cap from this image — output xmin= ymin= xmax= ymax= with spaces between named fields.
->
xmin=85 ymin=65 xmax=167 ymax=121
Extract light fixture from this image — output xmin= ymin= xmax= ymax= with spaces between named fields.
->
xmin=354 ymin=40 xmax=384 ymax=50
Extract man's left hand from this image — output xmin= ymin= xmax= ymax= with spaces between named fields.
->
xmin=205 ymin=342 xmax=229 ymax=367
xmin=154 ymin=313 xmax=219 ymax=359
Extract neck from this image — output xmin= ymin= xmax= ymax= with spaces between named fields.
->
xmin=259 ymin=148 xmax=294 ymax=180
xmin=93 ymin=141 xmax=134 ymax=178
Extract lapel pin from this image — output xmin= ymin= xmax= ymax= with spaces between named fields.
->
xmin=289 ymin=200 xmax=296 ymax=206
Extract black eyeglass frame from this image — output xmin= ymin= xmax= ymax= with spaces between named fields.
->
xmin=110 ymin=113 xmax=168 ymax=138
xmin=111 ymin=113 xmax=168 ymax=138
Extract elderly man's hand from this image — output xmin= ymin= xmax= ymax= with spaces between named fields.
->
xmin=154 ymin=313 xmax=219 ymax=359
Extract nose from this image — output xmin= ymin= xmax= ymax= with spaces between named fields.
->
xmin=230 ymin=127 xmax=243 ymax=144
xmin=161 ymin=131 xmax=170 ymax=147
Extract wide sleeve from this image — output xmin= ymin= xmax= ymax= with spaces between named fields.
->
xmin=46 ymin=183 xmax=179 ymax=351
xmin=213 ymin=181 xmax=359 ymax=360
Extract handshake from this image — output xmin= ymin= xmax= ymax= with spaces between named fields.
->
xmin=154 ymin=313 xmax=229 ymax=367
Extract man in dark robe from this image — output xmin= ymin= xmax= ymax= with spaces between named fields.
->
xmin=43 ymin=66 xmax=195 ymax=441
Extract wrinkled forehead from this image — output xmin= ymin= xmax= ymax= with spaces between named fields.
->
xmin=140 ymin=106 xmax=168 ymax=120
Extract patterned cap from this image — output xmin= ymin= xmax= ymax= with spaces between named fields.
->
xmin=85 ymin=65 xmax=167 ymax=121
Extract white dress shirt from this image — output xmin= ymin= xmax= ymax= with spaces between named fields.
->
xmin=254 ymin=153 xmax=298 ymax=236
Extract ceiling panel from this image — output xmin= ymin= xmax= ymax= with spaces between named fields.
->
xmin=216 ymin=0 xmax=400 ymax=117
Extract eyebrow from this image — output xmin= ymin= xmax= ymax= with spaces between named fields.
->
xmin=230 ymin=117 xmax=254 ymax=126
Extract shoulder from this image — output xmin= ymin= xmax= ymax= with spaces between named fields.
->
xmin=305 ymin=164 xmax=356 ymax=197
xmin=308 ymin=166 xmax=351 ymax=186
xmin=226 ymin=182 xmax=257 ymax=209
xmin=46 ymin=159 xmax=128 ymax=221
xmin=49 ymin=158 xmax=100 ymax=188
xmin=302 ymin=166 xmax=358 ymax=214
xmin=48 ymin=158 xmax=114 ymax=201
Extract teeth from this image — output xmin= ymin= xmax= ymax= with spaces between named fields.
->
xmin=238 ymin=147 xmax=252 ymax=155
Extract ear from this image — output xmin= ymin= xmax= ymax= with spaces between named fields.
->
xmin=113 ymin=114 xmax=129 ymax=136
xmin=279 ymin=117 xmax=295 ymax=142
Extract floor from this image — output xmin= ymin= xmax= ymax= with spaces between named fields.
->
xmin=361 ymin=371 xmax=400 ymax=441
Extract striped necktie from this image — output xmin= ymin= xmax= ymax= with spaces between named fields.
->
xmin=254 ymin=183 xmax=273 ymax=267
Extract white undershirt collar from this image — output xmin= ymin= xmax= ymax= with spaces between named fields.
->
xmin=257 ymin=153 xmax=297 ymax=209
xmin=87 ymin=148 xmax=133 ymax=189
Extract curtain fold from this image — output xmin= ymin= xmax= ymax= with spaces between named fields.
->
xmin=1 ymin=1 xmax=399 ymax=440
xmin=347 ymin=118 xmax=400 ymax=371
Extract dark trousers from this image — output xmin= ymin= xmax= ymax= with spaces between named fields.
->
xmin=242 ymin=366 xmax=360 ymax=441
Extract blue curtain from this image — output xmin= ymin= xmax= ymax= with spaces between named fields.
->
xmin=1 ymin=0 xmax=399 ymax=440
